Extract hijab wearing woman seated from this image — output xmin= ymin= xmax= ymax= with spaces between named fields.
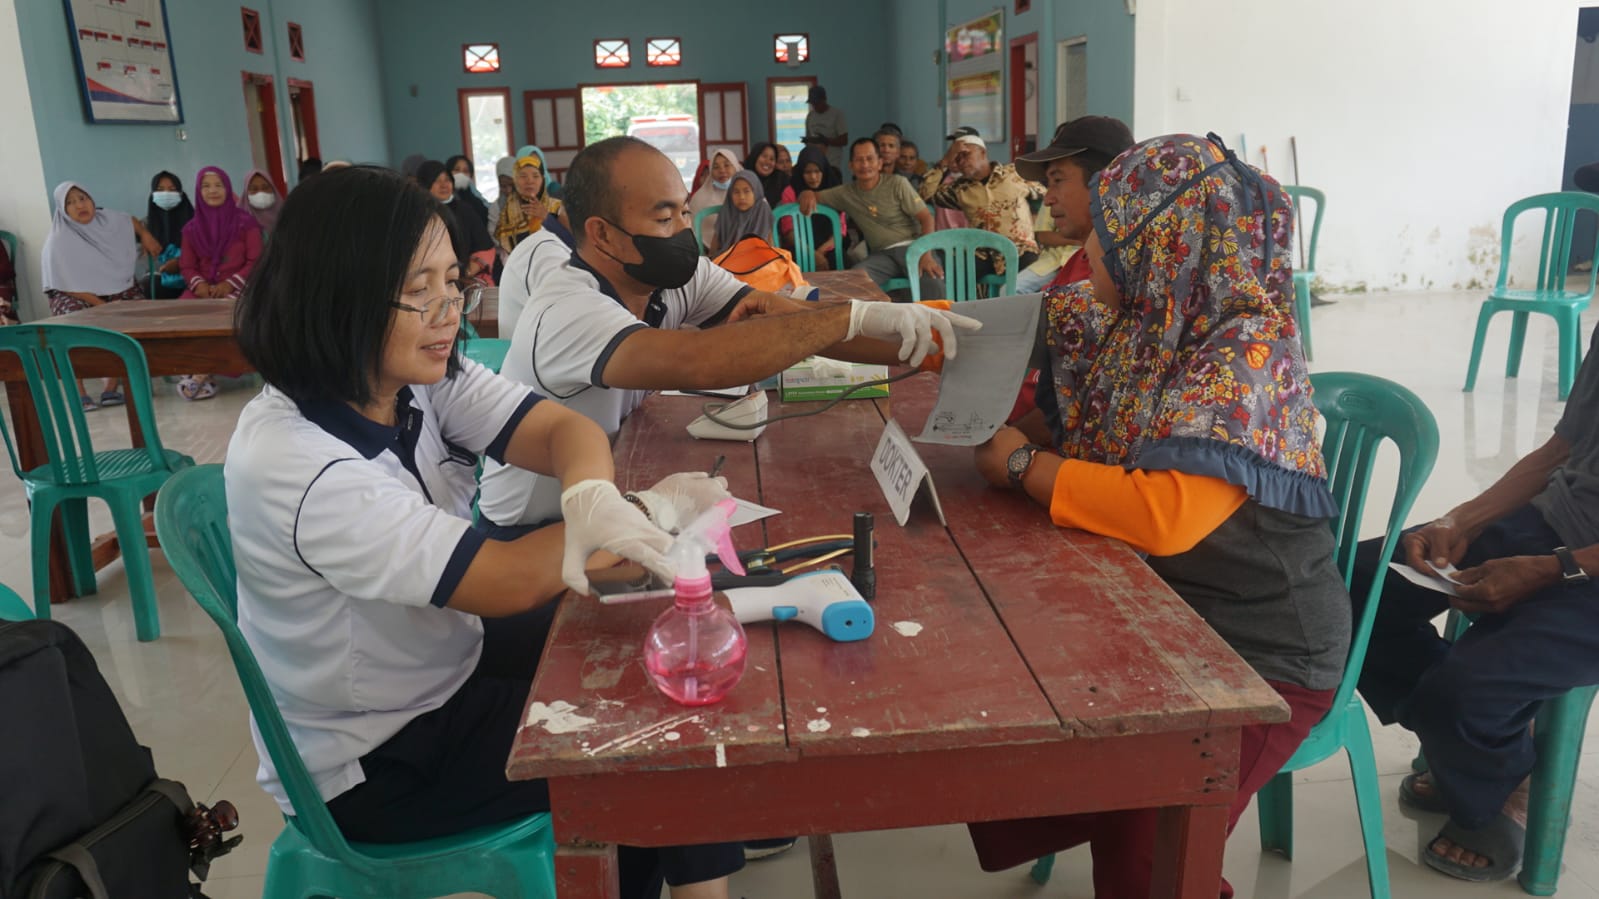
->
xmin=145 ymin=170 xmax=194 ymax=252
xmin=43 ymin=181 xmax=140 ymax=297
xmin=713 ymin=170 xmax=775 ymax=252
xmin=239 ymin=168 xmax=282 ymax=235
xmin=690 ymin=148 xmax=741 ymax=214
xmin=743 ymin=142 xmax=787 ymax=209
xmin=1038 ymin=132 xmax=1335 ymax=518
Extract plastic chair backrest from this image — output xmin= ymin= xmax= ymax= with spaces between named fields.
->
xmin=771 ymin=203 xmax=845 ymax=273
xmin=154 ymin=464 xmax=365 ymax=866
xmin=0 ymin=582 xmax=33 ymax=620
xmin=1282 ymin=185 xmax=1325 ymax=274
xmin=693 ymin=205 xmax=721 ymax=255
xmin=903 ymin=228 xmax=1018 ymax=301
xmin=1311 ymin=372 xmax=1439 ymax=716
xmin=1495 ymin=191 xmax=1599 ymax=298
xmin=0 ymin=324 xmax=174 ymax=486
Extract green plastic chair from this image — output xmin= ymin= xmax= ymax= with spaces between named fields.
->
xmin=772 ymin=202 xmax=845 ymax=273
xmin=462 ymin=338 xmax=511 ymax=373
xmin=1027 ymin=373 xmax=1439 ymax=894
xmin=693 ymin=204 xmax=721 ymax=255
xmin=903 ymin=228 xmax=1018 ymax=302
xmin=1283 ymin=186 xmax=1325 ymax=361
xmin=153 ymin=464 xmax=558 ymax=899
xmin=0 ymin=324 xmax=194 ymax=641
xmin=1411 ymin=611 xmax=1599 ymax=894
xmin=1252 ymin=372 xmax=1439 ymax=899
xmin=0 ymin=581 xmax=33 ymax=620
xmin=1464 ymin=192 xmax=1599 ymax=401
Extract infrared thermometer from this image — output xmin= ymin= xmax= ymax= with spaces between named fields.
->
xmin=724 ymin=570 xmax=875 ymax=642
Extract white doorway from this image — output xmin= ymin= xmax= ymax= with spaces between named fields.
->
xmin=1056 ymin=37 xmax=1088 ymax=124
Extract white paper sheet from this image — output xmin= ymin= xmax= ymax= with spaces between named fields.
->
xmin=729 ymin=498 xmax=780 ymax=528
xmin=913 ymin=293 xmax=1043 ymax=446
xmin=1388 ymin=562 xmax=1462 ymax=597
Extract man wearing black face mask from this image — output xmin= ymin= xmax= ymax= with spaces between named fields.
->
xmin=477 ymin=137 xmax=981 ymax=531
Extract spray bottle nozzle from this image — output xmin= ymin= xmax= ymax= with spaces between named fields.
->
xmin=666 ymin=499 xmax=746 ymax=584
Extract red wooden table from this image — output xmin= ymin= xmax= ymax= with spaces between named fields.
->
xmin=0 ymin=300 xmax=245 ymax=602
xmin=507 ymin=374 xmax=1289 ymax=898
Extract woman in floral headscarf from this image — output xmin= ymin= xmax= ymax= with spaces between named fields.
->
xmin=968 ymin=134 xmax=1350 ymax=899
xmin=494 ymin=154 xmax=571 ymax=254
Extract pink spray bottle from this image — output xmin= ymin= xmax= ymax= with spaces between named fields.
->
xmin=643 ymin=499 xmax=749 ymax=706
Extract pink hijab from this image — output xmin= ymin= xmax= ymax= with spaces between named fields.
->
xmin=237 ymin=168 xmax=281 ymax=234
xmin=181 ymin=166 xmax=259 ymax=281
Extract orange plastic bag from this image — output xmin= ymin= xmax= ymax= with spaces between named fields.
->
xmin=711 ymin=235 xmax=808 ymax=293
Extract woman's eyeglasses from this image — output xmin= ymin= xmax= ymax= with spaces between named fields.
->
xmin=391 ymin=279 xmax=483 ymax=327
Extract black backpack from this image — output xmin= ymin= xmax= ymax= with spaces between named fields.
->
xmin=0 ymin=619 xmax=239 ymax=898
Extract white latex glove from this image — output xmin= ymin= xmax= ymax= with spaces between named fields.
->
xmin=846 ymin=299 xmax=983 ymax=366
xmin=628 ymin=472 xmax=732 ymax=535
xmin=559 ymin=479 xmax=675 ymax=596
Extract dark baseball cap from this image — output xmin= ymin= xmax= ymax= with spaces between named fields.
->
xmin=807 ymin=85 xmax=827 ymax=103
xmin=1014 ymin=116 xmax=1134 ymax=182
xmin=944 ymin=125 xmax=982 ymax=141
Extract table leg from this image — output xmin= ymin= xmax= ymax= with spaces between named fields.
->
xmin=555 ymin=841 xmax=622 ymax=899
xmin=808 ymin=834 xmax=842 ymax=899
xmin=1149 ymin=803 xmax=1230 ymax=899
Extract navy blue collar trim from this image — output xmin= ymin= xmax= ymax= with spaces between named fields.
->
xmin=570 ymin=250 xmax=670 ymax=327
xmin=299 ymin=387 xmax=419 ymax=461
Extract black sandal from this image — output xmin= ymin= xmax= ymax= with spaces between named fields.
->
xmin=1423 ymin=815 xmax=1524 ymax=883
xmin=1399 ymin=771 xmax=1449 ymax=814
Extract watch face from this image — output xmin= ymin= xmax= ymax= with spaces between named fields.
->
xmin=1008 ymin=447 xmax=1033 ymax=474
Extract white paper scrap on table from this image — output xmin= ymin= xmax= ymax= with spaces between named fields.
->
xmin=729 ymin=498 xmax=780 ymax=528
xmin=914 ymin=293 xmax=1044 ymax=446
xmin=1388 ymin=562 xmax=1462 ymax=597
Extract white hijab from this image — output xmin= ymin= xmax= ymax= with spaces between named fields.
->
xmin=689 ymin=149 xmax=742 ymax=214
xmin=42 ymin=182 xmax=136 ymax=295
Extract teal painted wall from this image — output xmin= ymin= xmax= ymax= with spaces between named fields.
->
xmin=15 ymin=0 xmax=388 ymax=218
xmin=887 ymin=0 xmax=1134 ymax=162
xmin=373 ymin=0 xmax=892 ymax=165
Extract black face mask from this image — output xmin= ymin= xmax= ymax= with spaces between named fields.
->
xmin=602 ymin=221 xmax=700 ymax=289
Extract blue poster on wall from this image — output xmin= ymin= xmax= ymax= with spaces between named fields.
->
xmin=62 ymin=0 xmax=184 ymax=124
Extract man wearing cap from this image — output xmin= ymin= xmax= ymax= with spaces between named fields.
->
xmin=1012 ymin=116 xmax=1136 ymax=290
xmin=918 ymin=128 xmax=1045 ymax=282
xmin=804 ymin=86 xmax=848 ymax=170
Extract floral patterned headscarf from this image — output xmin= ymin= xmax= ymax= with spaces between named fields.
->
xmin=1037 ymin=133 xmax=1336 ymax=519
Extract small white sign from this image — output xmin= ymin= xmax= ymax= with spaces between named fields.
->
xmin=871 ymin=419 xmax=946 ymax=527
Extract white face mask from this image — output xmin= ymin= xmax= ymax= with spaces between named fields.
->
xmin=452 ymin=172 xmax=473 ymax=191
xmin=151 ymin=190 xmax=182 ymax=210
xmin=712 ymin=178 xmax=732 ymax=191
xmin=440 ymin=193 xmax=454 ymax=204
xmin=247 ymin=191 xmax=276 ymax=210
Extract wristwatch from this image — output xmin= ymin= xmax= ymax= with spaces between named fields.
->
xmin=1006 ymin=444 xmax=1041 ymax=489
xmin=1553 ymin=546 xmax=1591 ymax=585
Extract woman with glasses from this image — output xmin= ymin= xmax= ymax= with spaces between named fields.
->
xmin=227 ymin=165 xmax=745 ymax=899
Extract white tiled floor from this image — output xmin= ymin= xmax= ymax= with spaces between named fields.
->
xmin=5 ymin=288 xmax=1599 ymax=898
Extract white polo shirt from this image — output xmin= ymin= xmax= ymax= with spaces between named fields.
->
xmin=497 ymin=228 xmax=570 ymax=342
xmin=225 ymin=361 xmax=541 ymax=814
xmin=477 ymin=252 xmax=750 ymax=527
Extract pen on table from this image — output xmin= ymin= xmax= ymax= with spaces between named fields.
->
xmin=708 ymin=455 xmax=726 ymax=479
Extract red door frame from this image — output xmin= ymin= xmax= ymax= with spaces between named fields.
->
xmin=287 ymin=77 xmax=321 ymax=163
xmin=765 ymin=75 xmax=816 ymax=150
xmin=523 ymin=88 xmax=585 ymax=178
xmin=242 ymin=71 xmax=287 ymax=194
xmin=1008 ymin=33 xmax=1039 ymax=160
xmin=458 ymin=87 xmax=514 ymax=159
xmin=695 ymin=80 xmax=745 ymax=163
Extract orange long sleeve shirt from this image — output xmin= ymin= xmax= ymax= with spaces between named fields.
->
xmin=1048 ymin=460 xmax=1249 ymax=557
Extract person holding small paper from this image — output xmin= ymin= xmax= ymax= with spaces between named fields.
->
xmin=1340 ymin=337 xmax=1599 ymax=882
xmin=966 ymin=134 xmax=1349 ymax=899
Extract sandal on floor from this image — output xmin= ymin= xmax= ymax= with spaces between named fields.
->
xmin=79 ymin=394 xmax=98 ymax=412
xmin=178 ymin=378 xmax=219 ymax=401
xmin=99 ymin=390 xmax=124 ymax=407
xmin=1400 ymin=771 xmax=1449 ymax=814
xmin=1423 ymin=815 xmax=1524 ymax=883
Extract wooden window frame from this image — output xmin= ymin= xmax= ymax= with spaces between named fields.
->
xmin=645 ymin=37 xmax=682 ymax=68
xmin=463 ymin=42 xmax=501 ymax=74
xmin=241 ymin=7 xmax=263 ymax=55
xmin=287 ymin=21 xmax=304 ymax=62
xmin=1016 ymin=0 xmax=1032 ymax=13
xmin=773 ymin=33 xmax=809 ymax=65
xmin=593 ymin=38 xmax=631 ymax=69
